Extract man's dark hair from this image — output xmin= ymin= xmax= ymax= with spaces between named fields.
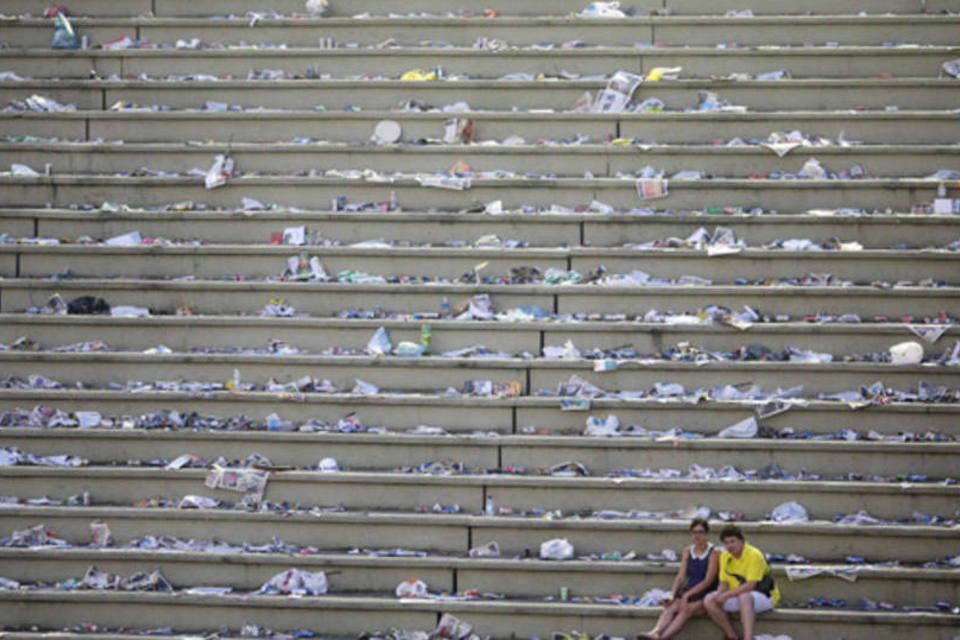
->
xmin=720 ymin=524 xmax=744 ymax=541
xmin=689 ymin=518 xmax=710 ymax=532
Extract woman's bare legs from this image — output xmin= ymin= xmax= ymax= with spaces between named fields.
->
xmin=659 ymin=600 xmax=705 ymax=639
xmin=642 ymin=599 xmax=683 ymax=639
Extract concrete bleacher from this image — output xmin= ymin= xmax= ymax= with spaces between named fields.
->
xmin=1 ymin=0 xmax=959 ymax=638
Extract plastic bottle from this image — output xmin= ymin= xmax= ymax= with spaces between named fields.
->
xmin=420 ymin=324 xmax=432 ymax=355
xmin=484 ymin=494 xmax=495 ymax=516
xmin=440 ymin=297 xmax=450 ymax=316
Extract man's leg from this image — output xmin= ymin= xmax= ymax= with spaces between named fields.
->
xmin=704 ymin=592 xmax=738 ymax=639
xmin=737 ymin=592 xmax=755 ymax=640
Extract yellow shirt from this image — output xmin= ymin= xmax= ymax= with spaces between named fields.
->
xmin=719 ymin=542 xmax=780 ymax=606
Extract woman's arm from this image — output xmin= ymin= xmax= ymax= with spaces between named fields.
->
xmin=670 ymin=548 xmax=691 ymax=598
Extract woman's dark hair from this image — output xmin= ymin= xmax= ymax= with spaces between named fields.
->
xmin=689 ymin=518 xmax=710 ymax=532
xmin=720 ymin=524 xmax=744 ymax=541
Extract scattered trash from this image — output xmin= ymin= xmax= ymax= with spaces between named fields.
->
xmin=717 ymin=416 xmax=759 ymax=439
xmin=577 ymin=2 xmax=628 ymax=18
xmin=89 ymin=522 xmax=111 ymax=548
xmin=258 ymin=569 xmax=328 ymax=596
xmin=770 ymin=501 xmax=810 ymax=523
xmin=304 ymin=0 xmax=329 ymax=17
xmin=539 ymin=538 xmax=575 ymax=561
xmin=51 ymin=10 xmax=80 ymax=49
xmin=468 ymin=541 xmax=501 ymax=558
xmin=372 ymin=120 xmax=403 ymax=145
xmin=889 ymin=341 xmax=924 ymax=365
xmin=433 ymin=613 xmax=473 ymax=639
xmin=204 ymin=154 xmax=234 ymax=190
xmin=395 ymin=578 xmax=429 ymax=598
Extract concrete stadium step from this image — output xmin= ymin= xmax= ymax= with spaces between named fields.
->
xmin=4 ymin=142 xmax=958 ymax=179
xmin=4 ymin=47 xmax=957 ymax=80
xmin=2 ymin=0 xmax=952 ymax=19
xmin=4 ymin=209 xmax=960 ymax=248
xmin=4 ymin=428 xmax=957 ymax=478
xmin=3 ymin=279 xmax=956 ymax=319
xmin=3 ymin=314 xmax=955 ymax=356
xmin=2 ymin=466 xmax=957 ymax=523
xmin=4 ymin=111 xmax=955 ymax=145
xmin=3 ymin=245 xmax=959 ymax=283
xmin=4 ymin=16 xmax=959 ymax=48
xmin=1 ymin=550 xmax=955 ymax=612
xmin=5 ymin=78 xmax=958 ymax=111
xmin=2 ymin=2 xmax=959 ymax=637
xmin=1 ymin=351 xmax=956 ymax=395
xmin=2 ymin=389 xmax=957 ymax=436
xmin=0 ymin=175 xmax=950 ymax=213
xmin=0 ymin=506 xmax=953 ymax=563
xmin=3 ymin=590 xmax=957 ymax=640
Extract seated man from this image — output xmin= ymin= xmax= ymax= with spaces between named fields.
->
xmin=703 ymin=524 xmax=779 ymax=640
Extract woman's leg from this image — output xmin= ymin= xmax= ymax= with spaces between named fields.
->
xmin=645 ymin=600 xmax=681 ymax=638
xmin=659 ymin=600 xmax=705 ymax=639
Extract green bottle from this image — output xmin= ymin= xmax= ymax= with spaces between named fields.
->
xmin=420 ymin=324 xmax=432 ymax=356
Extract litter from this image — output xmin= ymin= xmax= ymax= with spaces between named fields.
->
xmin=366 ymin=327 xmax=393 ymax=356
xmin=204 ymin=466 xmax=270 ymax=505
xmin=51 ymin=11 xmax=80 ymax=49
xmin=204 ymin=154 xmax=234 ymax=190
xmin=89 ymin=522 xmax=111 ymax=548
xmin=717 ymin=416 xmax=759 ymax=439
xmin=785 ymin=566 xmax=859 ymax=583
xmin=372 ymin=120 xmax=403 ymax=145
xmin=539 ymin=538 xmax=575 ymax=561
xmin=258 ymin=569 xmax=328 ymax=596
xmin=770 ymin=501 xmax=810 ymax=523
xmin=429 ymin=615 xmax=471 ymax=640
xmin=638 ymin=588 xmax=672 ymax=606
xmin=395 ymin=578 xmax=429 ymax=598
xmin=305 ymin=0 xmax=329 ymax=17
xmin=577 ymin=2 xmax=628 ymax=18
xmin=177 ymin=495 xmax=221 ymax=509
xmin=584 ymin=414 xmax=620 ymax=436
xmin=591 ymin=70 xmax=644 ymax=113
xmin=468 ymin=541 xmax=501 ymax=558
xmin=0 ymin=524 xmax=69 ymax=548
xmin=889 ymin=341 xmax=924 ymax=365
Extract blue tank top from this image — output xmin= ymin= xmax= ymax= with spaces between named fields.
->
xmin=686 ymin=544 xmax=716 ymax=590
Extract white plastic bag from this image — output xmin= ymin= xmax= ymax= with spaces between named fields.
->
xmin=366 ymin=327 xmax=392 ymax=356
xmin=434 ymin=613 xmax=473 ymax=639
xmin=305 ymin=0 xmax=329 ymax=16
xmin=717 ymin=416 xmax=758 ymax=439
xmin=638 ymin=587 xmax=673 ymax=606
xmin=889 ymin=341 xmax=923 ymax=365
xmin=204 ymin=154 xmax=234 ymax=190
xmin=578 ymin=2 xmax=626 ymax=18
xmin=770 ymin=501 xmax=810 ymax=523
xmin=584 ymin=414 xmax=620 ymax=436
xmin=395 ymin=578 xmax=429 ymax=598
xmin=468 ymin=541 xmax=501 ymax=558
xmin=539 ymin=538 xmax=574 ymax=560
xmin=258 ymin=568 xmax=328 ymax=595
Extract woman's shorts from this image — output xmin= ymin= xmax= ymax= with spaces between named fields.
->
xmin=722 ymin=591 xmax=775 ymax=614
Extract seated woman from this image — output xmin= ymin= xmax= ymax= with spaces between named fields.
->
xmin=638 ymin=518 xmax=720 ymax=640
